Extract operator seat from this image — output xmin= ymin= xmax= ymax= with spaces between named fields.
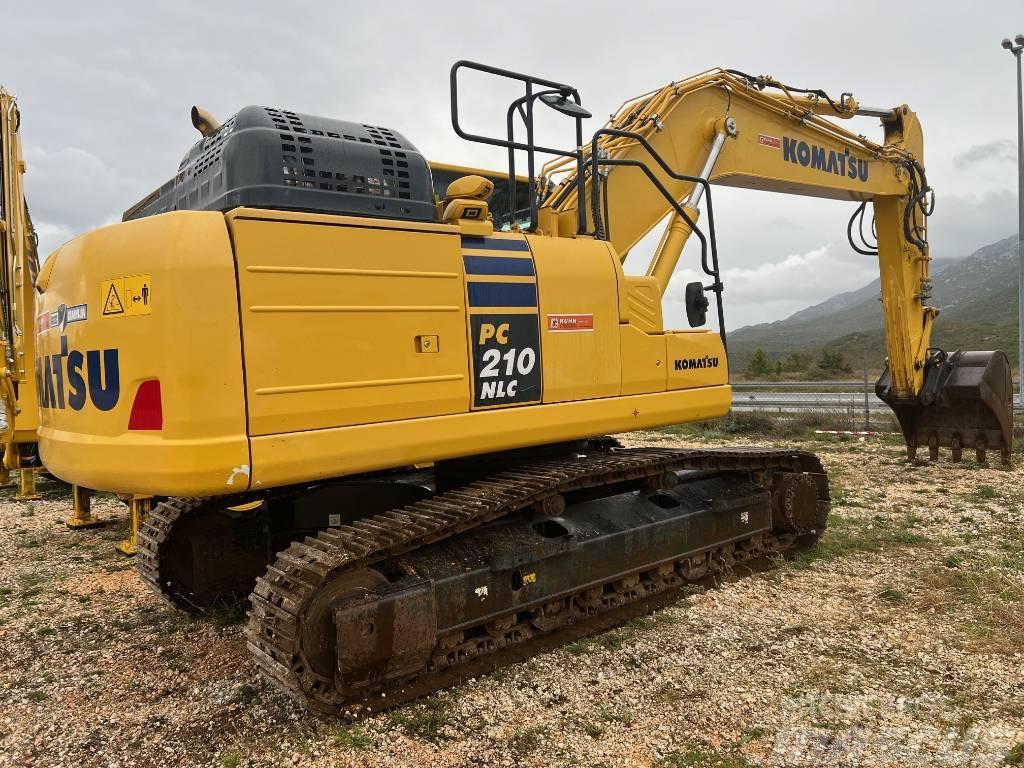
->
xmin=440 ymin=174 xmax=493 ymax=224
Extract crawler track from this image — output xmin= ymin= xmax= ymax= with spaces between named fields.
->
xmin=137 ymin=497 xmax=211 ymax=611
xmin=240 ymin=446 xmax=828 ymax=714
xmin=137 ymin=496 xmax=268 ymax=612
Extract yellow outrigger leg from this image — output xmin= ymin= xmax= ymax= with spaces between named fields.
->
xmin=116 ymin=496 xmax=153 ymax=556
xmin=65 ymin=486 xmax=100 ymax=529
xmin=2 ymin=444 xmax=40 ymax=500
xmin=16 ymin=466 xmax=40 ymax=501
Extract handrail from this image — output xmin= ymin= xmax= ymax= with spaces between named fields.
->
xmin=449 ymin=62 xmax=728 ymax=348
xmin=587 ymin=128 xmax=726 ymax=348
xmin=449 ymin=61 xmax=588 ymax=234
xmin=504 ymin=89 xmax=570 ymax=232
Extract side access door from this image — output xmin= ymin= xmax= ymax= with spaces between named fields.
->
xmin=228 ymin=208 xmax=471 ymax=437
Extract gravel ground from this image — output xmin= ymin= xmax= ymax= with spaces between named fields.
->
xmin=1 ymin=432 xmax=1022 ymax=768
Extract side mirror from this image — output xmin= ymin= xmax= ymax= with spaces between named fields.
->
xmin=684 ymin=282 xmax=709 ymax=327
xmin=539 ymin=91 xmax=592 ymax=119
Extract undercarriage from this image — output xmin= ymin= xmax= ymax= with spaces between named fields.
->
xmin=137 ymin=442 xmax=829 ymax=714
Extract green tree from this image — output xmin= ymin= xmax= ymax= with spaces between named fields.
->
xmin=819 ymin=349 xmax=853 ymax=373
xmin=748 ymin=348 xmax=772 ymax=377
xmin=782 ymin=352 xmax=811 ymax=372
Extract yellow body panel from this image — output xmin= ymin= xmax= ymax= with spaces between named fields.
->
xmin=229 ymin=210 xmax=470 ymax=435
xmin=528 ymin=235 xmax=620 ymax=403
xmin=618 ymin=276 xmax=664 ymax=332
xmin=666 ymin=331 xmax=728 ymax=389
xmin=36 ymin=212 xmax=249 ymax=496
xmin=33 ymin=204 xmax=734 ymax=497
xmin=619 ymin=324 xmax=666 ymax=396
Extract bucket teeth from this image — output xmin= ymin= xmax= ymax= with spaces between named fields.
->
xmin=905 ymin=434 xmax=1005 ymax=465
xmin=878 ymin=350 xmax=1014 ymax=468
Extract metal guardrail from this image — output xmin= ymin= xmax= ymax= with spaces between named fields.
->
xmin=730 ymin=381 xmax=1024 ymax=424
xmin=732 ymin=380 xmax=867 ymax=389
xmin=731 ymin=381 xmax=882 ymax=415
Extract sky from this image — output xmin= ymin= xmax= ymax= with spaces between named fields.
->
xmin=2 ymin=0 xmax=1022 ymax=330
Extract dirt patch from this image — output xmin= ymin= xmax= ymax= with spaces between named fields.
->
xmin=0 ymin=436 xmax=1021 ymax=767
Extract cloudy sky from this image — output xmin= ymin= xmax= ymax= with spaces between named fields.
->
xmin=3 ymin=0 xmax=1022 ymax=329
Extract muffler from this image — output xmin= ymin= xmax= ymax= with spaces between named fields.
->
xmin=877 ymin=350 xmax=1014 ymax=464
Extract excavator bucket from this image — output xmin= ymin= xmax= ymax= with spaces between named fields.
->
xmin=877 ymin=350 xmax=1014 ymax=464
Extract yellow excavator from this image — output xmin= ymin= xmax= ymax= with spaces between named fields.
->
xmin=0 ymin=87 xmax=45 ymax=499
xmin=33 ymin=62 xmax=1012 ymax=713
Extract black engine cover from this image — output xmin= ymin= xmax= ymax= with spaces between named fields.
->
xmin=123 ymin=106 xmax=434 ymax=223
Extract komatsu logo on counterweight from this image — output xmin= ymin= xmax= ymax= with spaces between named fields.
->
xmin=36 ymin=336 xmax=120 ymax=411
xmin=782 ymin=137 xmax=869 ymax=182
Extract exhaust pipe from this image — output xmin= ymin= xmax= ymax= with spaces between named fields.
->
xmin=190 ymin=106 xmax=221 ymax=137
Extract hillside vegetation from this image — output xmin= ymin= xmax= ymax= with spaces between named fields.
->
xmin=728 ymin=235 xmax=1019 ymax=377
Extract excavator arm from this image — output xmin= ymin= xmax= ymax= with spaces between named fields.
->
xmin=0 ymin=88 xmax=41 ymax=457
xmin=537 ymin=69 xmax=1013 ymax=462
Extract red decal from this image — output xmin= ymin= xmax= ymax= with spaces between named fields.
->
xmin=758 ymin=134 xmax=781 ymax=148
xmin=547 ymin=314 xmax=594 ymax=331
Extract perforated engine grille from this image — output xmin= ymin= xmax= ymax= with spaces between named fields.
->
xmin=124 ymin=106 xmax=434 ymax=223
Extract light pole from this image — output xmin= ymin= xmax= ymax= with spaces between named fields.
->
xmin=1002 ymin=34 xmax=1024 ymax=403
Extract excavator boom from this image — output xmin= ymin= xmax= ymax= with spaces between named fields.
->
xmin=0 ymin=88 xmax=41 ymax=462
xmin=539 ymin=69 xmax=1013 ymax=462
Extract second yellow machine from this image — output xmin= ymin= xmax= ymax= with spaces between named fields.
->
xmin=35 ymin=62 xmax=1012 ymax=712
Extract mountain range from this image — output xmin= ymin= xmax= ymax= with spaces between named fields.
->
xmin=727 ymin=235 xmax=1020 ymax=373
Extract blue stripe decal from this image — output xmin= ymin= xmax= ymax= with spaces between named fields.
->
xmin=461 ymin=236 xmax=531 ymax=252
xmin=463 ymin=255 xmax=535 ymax=276
xmin=467 ymin=281 xmax=538 ymax=307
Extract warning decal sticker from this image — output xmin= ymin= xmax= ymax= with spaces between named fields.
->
xmin=103 ymin=284 xmax=125 ymax=315
xmin=101 ymin=274 xmax=152 ymax=317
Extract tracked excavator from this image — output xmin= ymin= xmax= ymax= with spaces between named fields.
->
xmin=34 ymin=62 xmax=1013 ymax=713
xmin=0 ymin=88 xmax=44 ymax=494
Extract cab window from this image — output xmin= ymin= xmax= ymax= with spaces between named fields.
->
xmin=431 ymin=169 xmax=531 ymax=231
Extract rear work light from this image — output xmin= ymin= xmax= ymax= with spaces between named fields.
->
xmin=128 ymin=379 xmax=163 ymax=430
